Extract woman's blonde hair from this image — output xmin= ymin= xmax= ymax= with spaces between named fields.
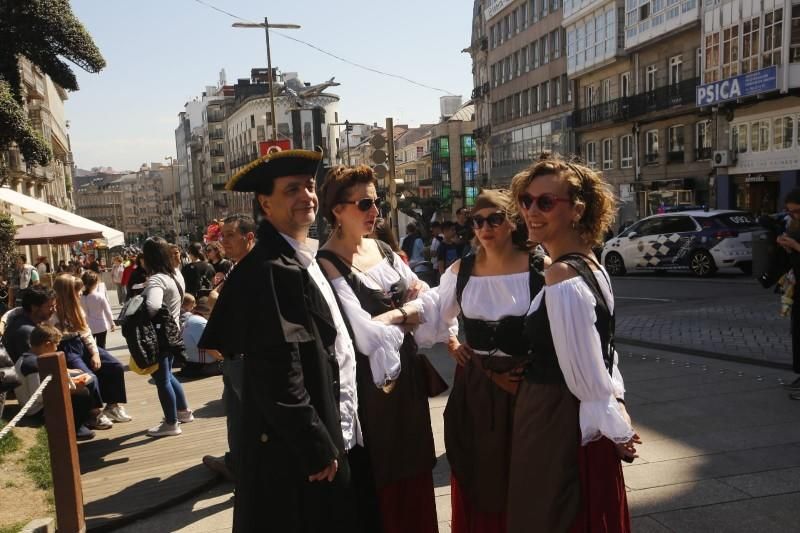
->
xmin=510 ymin=153 xmax=616 ymax=247
xmin=53 ymin=274 xmax=89 ymax=332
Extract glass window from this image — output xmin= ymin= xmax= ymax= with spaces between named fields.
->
xmin=774 ymin=116 xmax=794 ymax=149
xmin=620 ymin=135 xmax=633 ymax=168
xmin=586 ymin=141 xmax=598 ymax=168
xmin=532 ymin=41 xmax=540 ymax=69
xmin=704 ymin=32 xmax=720 ymax=83
xmin=669 ymin=125 xmax=685 ymax=152
xmin=621 ymin=72 xmax=631 ymax=97
xmin=602 ymin=138 xmax=613 ymax=170
xmin=542 ymin=36 xmax=550 ymax=64
xmin=521 ymin=47 xmax=529 ymax=73
xmin=554 ymin=76 xmax=562 ymax=106
xmin=741 ymin=17 xmax=760 ymax=73
xmin=669 ymin=55 xmax=682 ymax=85
xmin=646 ymin=130 xmax=659 ymax=159
xmin=750 ymin=120 xmax=770 ymax=152
xmin=722 ymin=26 xmax=739 ymax=79
xmin=732 ymin=123 xmax=748 ymax=153
xmin=552 ymin=30 xmax=561 ymax=59
xmin=646 ymin=65 xmax=657 ymax=91
xmin=763 ymin=8 xmax=784 ymax=68
xmin=792 ymin=5 xmax=800 ymax=63
xmin=542 ymin=80 xmax=550 ymax=109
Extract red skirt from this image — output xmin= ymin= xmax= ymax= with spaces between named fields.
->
xmin=451 ymin=474 xmax=507 ymax=533
xmin=568 ymin=437 xmax=631 ymax=533
xmin=378 ymin=470 xmax=439 ymax=533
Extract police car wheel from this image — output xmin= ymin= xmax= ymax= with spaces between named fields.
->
xmin=690 ymin=250 xmax=716 ymax=277
xmin=604 ymin=252 xmax=626 ymax=276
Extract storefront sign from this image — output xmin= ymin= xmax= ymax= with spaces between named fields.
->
xmin=485 ymin=0 xmax=514 ymax=21
xmin=696 ymin=66 xmax=778 ymax=106
xmin=745 ymin=175 xmax=766 ymax=183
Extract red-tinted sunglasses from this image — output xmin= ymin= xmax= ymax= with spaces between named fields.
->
xmin=471 ymin=212 xmax=506 ymax=229
xmin=517 ymin=193 xmax=571 ymax=213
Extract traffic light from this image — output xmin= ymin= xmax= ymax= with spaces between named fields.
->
xmin=370 ymin=133 xmax=388 ymax=182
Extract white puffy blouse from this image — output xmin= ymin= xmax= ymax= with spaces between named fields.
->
xmin=528 ymin=269 xmax=633 ymax=446
xmin=330 ymin=251 xmax=437 ymax=388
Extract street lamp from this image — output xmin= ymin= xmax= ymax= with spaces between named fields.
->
xmin=232 ymin=18 xmax=301 ymax=142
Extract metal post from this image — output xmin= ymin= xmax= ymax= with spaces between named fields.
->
xmin=38 ymin=352 xmax=85 ymax=533
xmin=386 ymin=117 xmax=399 ymax=237
xmin=264 ymin=17 xmax=278 ymax=142
xmin=346 ymin=124 xmax=352 ymax=167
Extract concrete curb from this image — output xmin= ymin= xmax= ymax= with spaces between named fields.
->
xmin=618 ymin=337 xmax=793 ymax=371
xmin=86 ymin=475 xmax=222 ymax=532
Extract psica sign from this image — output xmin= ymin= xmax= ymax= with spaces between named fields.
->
xmin=697 ymin=66 xmax=778 ymax=106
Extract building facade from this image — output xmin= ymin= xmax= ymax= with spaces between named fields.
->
xmin=1 ymin=57 xmax=75 ymax=218
xmin=483 ymin=0 xmax=576 ymax=187
xmin=704 ymin=0 xmax=800 ymax=214
xmin=74 ymin=172 xmax=125 ymax=232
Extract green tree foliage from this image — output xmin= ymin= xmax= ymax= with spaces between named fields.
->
xmin=0 ymin=212 xmax=16 ymax=280
xmin=0 ymin=0 xmax=106 ymax=165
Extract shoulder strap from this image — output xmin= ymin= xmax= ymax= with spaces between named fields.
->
xmin=528 ymin=250 xmax=546 ymax=300
xmin=315 ymin=250 xmax=352 ymax=280
xmin=169 ymin=273 xmax=184 ymax=299
xmin=456 ymin=254 xmax=476 ymax=308
xmin=374 ymin=240 xmax=402 ymax=276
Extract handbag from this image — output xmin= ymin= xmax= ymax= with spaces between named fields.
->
xmin=120 ymin=294 xmax=160 ymax=372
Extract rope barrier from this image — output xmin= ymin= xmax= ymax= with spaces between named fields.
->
xmin=0 ymin=374 xmax=52 ymax=440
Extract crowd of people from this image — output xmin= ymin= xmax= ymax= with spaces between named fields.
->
xmin=0 ymin=146 xmax=644 ymax=532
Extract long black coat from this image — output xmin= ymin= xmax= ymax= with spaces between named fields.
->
xmin=200 ymin=220 xmax=359 ymax=533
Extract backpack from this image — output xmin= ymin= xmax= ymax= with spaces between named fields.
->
xmin=119 ymin=295 xmax=160 ymax=373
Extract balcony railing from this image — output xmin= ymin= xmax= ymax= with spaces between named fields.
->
xmin=210 ymin=149 xmax=225 ymax=157
xmin=208 ymin=113 xmax=224 ymax=123
xmin=211 ymin=164 xmax=225 ymax=174
xmin=572 ymin=77 xmax=700 ymax=128
xmin=695 ymin=147 xmax=713 ymax=160
xmin=209 ymin=130 xmax=224 ymax=140
xmin=645 ymin=152 xmax=659 ymax=165
xmin=471 ymin=82 xmax=491 ymax=100
xmin=667 ymin=151 xmax=685 ymax=163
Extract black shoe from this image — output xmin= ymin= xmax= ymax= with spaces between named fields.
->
xmin=783 ymin=377 xmax=800 ymax=391
xmin=76 ymin=425 xmax=96 ymax=441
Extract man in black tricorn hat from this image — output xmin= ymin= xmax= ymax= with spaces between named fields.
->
xmin=199 ymin=149 xmax=379 ymax=532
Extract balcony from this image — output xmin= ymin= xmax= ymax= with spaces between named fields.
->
xmin=209 ymin=130 xmax=224 ymax=140
xmin=210 ymin=149 xmax=225 ymax=158
xmin=473 ymin=125 xmax=491 ymax=143
xmin=207 ymin=113 xmax=224 ymax=123
xmin=667 ymin=151 xmax=685 ymax=163
xmin=572 ymin=78 xmax=700 ymax=129
xmin=211 ymin=164 xmax=225 ymax=174
xmin=645 ymin=152 xmax=659 ymax=165
xmin=695 ymin=147 xmax=713 ymax=161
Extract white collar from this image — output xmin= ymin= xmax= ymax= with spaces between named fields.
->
xmin=280 ymin=233 xmax=319 ymax=268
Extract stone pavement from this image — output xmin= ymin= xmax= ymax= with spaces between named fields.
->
xmin=114 ymin=342 xmax=800 ymax=533
xmin=615 ymin=279 xmax=793 ymax=368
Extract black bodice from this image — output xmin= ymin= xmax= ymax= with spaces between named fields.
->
xmin=524 ymin=254 xmax=615 ymax=384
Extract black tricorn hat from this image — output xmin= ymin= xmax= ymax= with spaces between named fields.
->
xmin=225 ymin=148 xmax=323 ymax=194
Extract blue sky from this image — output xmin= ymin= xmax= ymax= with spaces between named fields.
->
xmin=67 ymin=0 xmax=474 ymax=171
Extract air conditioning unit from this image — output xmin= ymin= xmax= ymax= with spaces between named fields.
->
xmin=712 ymin=150 xmax=735 ymax=167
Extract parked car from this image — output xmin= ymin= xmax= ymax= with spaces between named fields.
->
xmin=601 ymin=210 xmax=761 ymax=277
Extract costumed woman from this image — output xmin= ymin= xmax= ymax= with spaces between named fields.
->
xmin=418 ymin=189 xmax=546 ymax=533
xmin=317 ymin=165 xmax=441 ymax=533
xmin=508 ymin=155 xmax=640 ymax=532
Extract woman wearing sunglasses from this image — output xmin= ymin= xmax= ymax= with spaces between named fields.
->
xmin=507 ymin=155 xmax=639 ymax=532
xmin=415 ymin=189 xmax=544 ymax=533
xmin=317 ymin=165 xmax=441 ymax=533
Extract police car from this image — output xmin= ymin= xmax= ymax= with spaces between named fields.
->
xmin=601 ymin=210 xmax=759 ymax=277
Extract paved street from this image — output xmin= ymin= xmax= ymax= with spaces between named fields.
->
xmin=114 ymin=339 xmax=800 ymax=533
xmin=611 ymin=271 xmax=793 ymax=368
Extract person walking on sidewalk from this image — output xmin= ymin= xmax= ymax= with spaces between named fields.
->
xmin=80 ymin=270 xmax=116 ymax=349
xmin=200 ymin=214 xmax=256 ymax=481
xmin=199 ymin=149 xmax=377 ymax=532
xmin=141 ymin=237 xmax=193 ymax=437
xmin=508 ymin=155 xmax=640 ymax=532
xmin=111 ymin=256 xmax=126 ymax=305
xmin=775 ymin=189 xmax=800 ymax=397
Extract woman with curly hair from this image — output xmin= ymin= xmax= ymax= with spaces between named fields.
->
xmin=507 ymin=155 xmax=640 ymax=532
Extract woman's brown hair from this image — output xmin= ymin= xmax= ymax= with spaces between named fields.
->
xmin=53 ymin=274 xmax=89 ymax=332
xmin=81 ymin=270 xmax=99 ymax=295
xmin=510 ymin=153 xmax=616 ymax=247
xmin=319 ymin=165 xmax=378 ymax=226
xmin=471 ymin=189 xmax=529 ymax=255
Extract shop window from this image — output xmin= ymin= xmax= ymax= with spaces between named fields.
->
xmin=774 ymin=116 xmax=794 ymax=149
xmin=704 ymin=32 xmax=720 ymax=83
xmin=741 ymin=17 xmax=760 ymax=73
xmin=620 ymin=135 xmax=633 ymax=168
xmin=750 ymin=120 xmax=770 ymax=152
xmin=763 ymin=8 xmax=783 ymax=68
xmin=602 ymin=138 xmax=613 ymax=170
xmin=731 ymin=123 xmax=748 ymax=153
xmin=586 ymin=141 xmax=598 ymax=169
xmin=721 ymin=26 xmax=739 ymax=79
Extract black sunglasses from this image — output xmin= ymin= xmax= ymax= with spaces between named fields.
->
xmin=517 ymin=192 xmax=571 ymax=213
xmin=339 ymin=197 xmax=382 ymax=212
xmin=471 ymin=212 xmax=506 ymax=229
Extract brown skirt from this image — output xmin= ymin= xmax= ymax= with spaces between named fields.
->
xmin=507 ymin=380 xmax=581 ymax=533
xmin=444 ymin=358 xmax=516 ymax=513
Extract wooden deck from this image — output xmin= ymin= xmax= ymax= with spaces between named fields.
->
xmin=80 ymin=332 xmax=229 ymax=531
